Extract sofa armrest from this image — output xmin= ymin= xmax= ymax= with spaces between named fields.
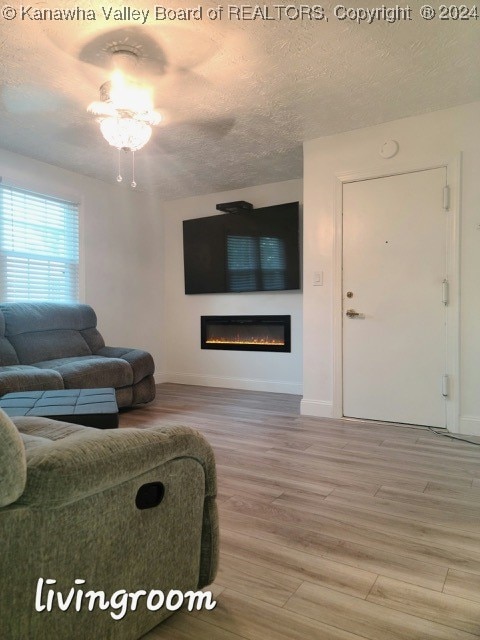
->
xmin=96 ymin=346 xmax=155 ymax=383
xmin=17 ymin=425 xmax=216 ymax=509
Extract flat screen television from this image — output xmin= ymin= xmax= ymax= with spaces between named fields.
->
xmin=183 ymin=202 xmax=300 ymax=294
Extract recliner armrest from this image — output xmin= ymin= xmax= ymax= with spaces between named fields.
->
xmin=17 ymin=425 xmax=216 ymax=508
xmin=96 ymin=346 xmax=154 ymax=383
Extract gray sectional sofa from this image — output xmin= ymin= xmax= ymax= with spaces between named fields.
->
xmin=0 ymin=303 xmax=155 ymax=407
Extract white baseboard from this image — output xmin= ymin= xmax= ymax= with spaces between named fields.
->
xmin=154 ymin=372 xmax=169 ymax=384
xmin=300 ymin=398 xmax=334 ymax=418
xmin=164 ymin=372 xmax=302 ymax=395
xmin=459 ymin=416 xmax=480 ymax=436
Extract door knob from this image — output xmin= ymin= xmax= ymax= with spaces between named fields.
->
xmin=346 ymin=309 xmax=362 ymax=318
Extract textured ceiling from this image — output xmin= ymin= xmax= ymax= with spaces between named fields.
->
xmin=0 ymin=1 xmax=479 ymax=199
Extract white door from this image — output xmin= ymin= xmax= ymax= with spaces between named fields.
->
xmin=342 ymin=168 xmax=447 ymax=428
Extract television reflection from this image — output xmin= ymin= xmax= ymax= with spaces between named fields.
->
xmin=227 ymin=235 xmax=286 ymax=292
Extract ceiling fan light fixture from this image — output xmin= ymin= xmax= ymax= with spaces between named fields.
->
xmin=99 ymin=117 xmax=152 ymax=152
xmin=90 ymin=70 xmax=161 ymax=146
xmin=87 ymin=50 xmax=162 ymax=186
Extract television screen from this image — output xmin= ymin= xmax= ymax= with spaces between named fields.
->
xmin=183 ymin=202 xmax=300 ymax=294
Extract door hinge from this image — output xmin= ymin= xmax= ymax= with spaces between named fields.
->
xmin=443 ymin=185 xmax=450 ymax=211
xmin=442 ymin=374 xmax=449 ymax=398
xmin=442 ymin=279 xmax=449 ymax=305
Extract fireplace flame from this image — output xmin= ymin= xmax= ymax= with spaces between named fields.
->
xmin=205 ymin=337 xmax=285 ymax=346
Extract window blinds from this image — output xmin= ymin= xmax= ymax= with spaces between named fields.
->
xmin=0 ymin=184 xmax=79 ymax=302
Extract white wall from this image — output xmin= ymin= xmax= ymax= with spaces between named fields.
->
xmin=0 ymin=148 xmax=164 ymax=368
xmin=163 ymin=179 xmax=303 ymax=394
xmin=302 ymin=101 xmax=480 ymax=435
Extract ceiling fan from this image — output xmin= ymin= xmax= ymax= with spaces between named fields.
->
xmin=1 ymin=26 xmax=236 ymax=187
xmin=87 ymin=48 xmax=164 ymax=186
xmin=82 ymin=30 xmax=237 ymax=187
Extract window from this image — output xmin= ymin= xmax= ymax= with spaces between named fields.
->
xmin=227 ymin=235 xmax=287 ymax=292
xmin=0 ymin=184 xmax=79 ymax=302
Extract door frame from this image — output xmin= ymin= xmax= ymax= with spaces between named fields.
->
xmin=333 ymin=157 xmax=461 ymax=432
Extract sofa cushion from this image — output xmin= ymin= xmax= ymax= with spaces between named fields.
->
xmin=0 ymin=302 xmax=98 ymax=334
xmin=115 ymin=386 xmax=133 ymax=408
xmin=80 ymin=327 xmax=105 ymax=353
xmin=0 ymin=311 xmax=19 ymax=366
xmin=1 ymin=302 xmax=97 ymax=365
xmin=0 ymin=365 xmax=63 ymax=395
xmin=7 ymin=329 xmax=92 ymax=365
xmin=14 ymin=415 xmax=87 ymax=442
xmin=34 ymin=356 xmax=133 ymax=389
xmin=0 ymin=337 xmax=18 ymax=366
xmin=20 ymin=433 xmax=52 ymax=454
xmin=96 ymin=346 xmax=155 ymax=383
xmin=0 ymin=408 xmax=26 ymax=507
xmin=132 ymin=377 xmax=156 ymax=405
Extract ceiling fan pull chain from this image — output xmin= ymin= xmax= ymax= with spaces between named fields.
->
xmin=131 ymin=151 xmax=137 ymax=188
xmin=116 ymin=149 xmax=123 ymax=183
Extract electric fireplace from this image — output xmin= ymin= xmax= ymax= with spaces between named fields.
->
xmin=201 ymin=315 xmax=291 ymax=352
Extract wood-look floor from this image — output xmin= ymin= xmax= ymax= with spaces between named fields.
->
xmin=121 ymin=384 xmax=480 ymax=640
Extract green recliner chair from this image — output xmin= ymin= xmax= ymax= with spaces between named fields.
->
xmin=0 ymin=409 xmax=218 ymax=639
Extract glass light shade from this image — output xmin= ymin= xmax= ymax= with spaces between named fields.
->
xmin=99 ymin=117 xmax=152 ymax=151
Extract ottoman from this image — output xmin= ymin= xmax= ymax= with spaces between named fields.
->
xmin=0 ymin=388 xmax=119 ymax=429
